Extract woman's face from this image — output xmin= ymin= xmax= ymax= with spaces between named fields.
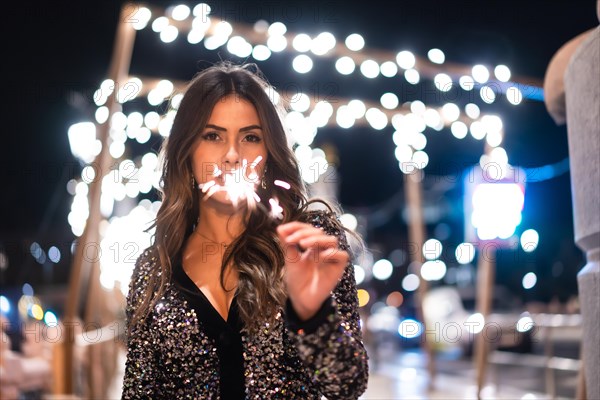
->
xmin=191 ymin=94 xmax=268 ymax=207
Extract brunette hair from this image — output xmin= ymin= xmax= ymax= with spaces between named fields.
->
xmin=131 ymin=62 xmax=312 ymax=331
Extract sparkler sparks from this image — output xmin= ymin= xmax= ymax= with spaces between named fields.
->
xmin=199 ymin=157 xmax=261 ymax=208
xmin=274 ymin=180 xmax=291 ymax=190
xmin=197 ymin=155 xmax=290 ymax=222
xmin=268 ymin=198 xmax=284 ymax=220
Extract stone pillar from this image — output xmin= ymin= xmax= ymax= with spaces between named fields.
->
xmin=564 ymin=25 xmax=600 ymax=399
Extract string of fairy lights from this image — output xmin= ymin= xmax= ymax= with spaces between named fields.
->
xmin=57 ymin=2 xmax=546 ymax=321
xmin=83 ymin=1 xmax=529 ymax=183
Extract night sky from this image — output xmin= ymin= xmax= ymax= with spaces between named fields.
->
xmin=2 ymin=1 xmax=598 ymax=303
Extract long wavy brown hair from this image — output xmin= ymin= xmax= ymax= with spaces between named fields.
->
xmin=130 ymin=62 xmax=319 ymax=332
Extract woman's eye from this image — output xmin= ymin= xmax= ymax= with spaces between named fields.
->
xmin=202 ymin=132 xmax=220 ymax=141
xmin=243 ymin=134 xmax=262 ymax=143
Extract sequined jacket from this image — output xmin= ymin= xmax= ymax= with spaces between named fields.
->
xmin=122 ymin=211 xmax=369 ymax=399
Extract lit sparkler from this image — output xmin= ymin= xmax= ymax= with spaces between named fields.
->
xmin=274 ymin=180 xmax=291 ymax=190
xmin=198 ymin=155 xmax=290 ymax=222
xmin=268 ymin=198 xmax=284 ymax=220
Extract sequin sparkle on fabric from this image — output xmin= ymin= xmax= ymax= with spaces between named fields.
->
xmin=122 ymin=210 xmax=369 ymax=399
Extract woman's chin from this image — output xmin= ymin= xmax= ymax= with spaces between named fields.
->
xmin=201 ymin=192 xmax=248 ymax=211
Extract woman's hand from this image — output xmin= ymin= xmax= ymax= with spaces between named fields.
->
xmin=277 ymin=222 xmax=349 ymax=321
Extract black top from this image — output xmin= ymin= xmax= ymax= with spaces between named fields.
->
xmin=171 ymin=261 xmax=338 ymax=399
xmin=172 ymin=263 xmax=246 ymax=399
xmin=123 ymin=211 xmax=369 ymax=399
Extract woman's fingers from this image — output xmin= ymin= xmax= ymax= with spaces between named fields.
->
xmin=286 ymin=229 xmax=324 ymax=247
xmin=277 ymin=221 xmax=347 ymax=268
xmin=278 ymin=224 xmax=321 ymax=242
xmin=278 ymin=223 xmax=335 ymax=250
xmin=276 ymin=221 xmax=311 ymax=236
xmin=283 ymin=232 xmax=339 ymax=257
xmin=294 ymin=238 xmax=348 ymax=267
xmin=319 ymin=246 xmax=349 ymax=265
xmin=297 ymin=234 xmax=337 ymax=250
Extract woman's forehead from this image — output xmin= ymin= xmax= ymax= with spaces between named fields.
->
xmin=206 ymin=95 xmax=260 ymax=123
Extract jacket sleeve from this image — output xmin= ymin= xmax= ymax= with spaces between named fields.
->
xmin=121 ymin=248 xmax=161 ymax=399
xmin=285 ymin=210 xmax=369 ymax=399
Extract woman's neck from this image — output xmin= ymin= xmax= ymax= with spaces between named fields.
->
xmin=196 ymin=202 xmax=247 ymax=244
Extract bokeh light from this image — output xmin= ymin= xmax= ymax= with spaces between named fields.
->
xmin=421 ymin=260 xmax=447 ymax=281
xmin=427 ymin=48 xmax=445 ymax=64
xmin=292 ymin=55 xmax=313 ymax=73
xmin=466 ymin=313 xmax=485 ymax=334
xmin=398 ymin=319 xmax=423 ymax=338
xmin=494 ymin=65 xmax=511 ymax=82
xmin=345 ymin=33 xmax=365 ymax=51
xmin=396 ymin=51 xmax=416 ymax=69
xmin=455 ymin=243 xmax=476 ymax=264
xmin=422 ymin=238 xmax=442 ymax=260
xmin=340 ymin=213 xmax=358 ymax=231
xmin=0 ymin=296 xmax=10 ymax=314
xmin=372 ymin=259 xmax=393 ymax=280
xmin=357 ymin=289 xmax=370 ymax=307
xmin=522 ymin=272 xmax=537 ymax=289
xmin=335 ymin=56 xmax=356 ymax=75
xmin=520 ymin=229 xmax=540 ymax=252
xmin=402 ymin=274 xmax=420 ymax=291
xmin=386 ymin=291 xmax=404 ymax=308
xmin=516 ymin=314 xmax=534 ymax=332
xmin=44 ymin=310 xmax=58 ymax=327
xmin=354 ymin=265 xmax=366 ymax=285
xmin=472 ymin=64 xmax=490 ymax=83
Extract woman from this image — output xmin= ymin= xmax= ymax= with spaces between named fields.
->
xmin=122 ymin=62 xmax=368 ymax=399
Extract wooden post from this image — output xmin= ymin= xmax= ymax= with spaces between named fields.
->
xmin=473 ymin=243 xmax=496 ymax=398
xmin=84 ymin=256 xmax=104 ymax=399
xmin=404 ymin=169 xmax=436 ymax=386
xmin=471 ymin=139 xmax=502 ymax=398
xmin=61 ymin=4 xmax=137 ymax=394
xmin=576 ymin=350 xmax=586 ymax=400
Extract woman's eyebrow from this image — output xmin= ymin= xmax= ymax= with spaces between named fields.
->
xmin=239 ymin=124 xmax=262 ymax=132
xmin=205 ymin=124 xmax=226 ymax=131
xmin=205 ymin=123 xmax=262 ymax=132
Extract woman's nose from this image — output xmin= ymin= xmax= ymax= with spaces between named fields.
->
xmin=223 ymin=142 xmax=240 ymax=166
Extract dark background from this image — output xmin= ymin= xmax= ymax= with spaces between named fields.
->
xmin=2 ymin=1 xmax=598 ymax=304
